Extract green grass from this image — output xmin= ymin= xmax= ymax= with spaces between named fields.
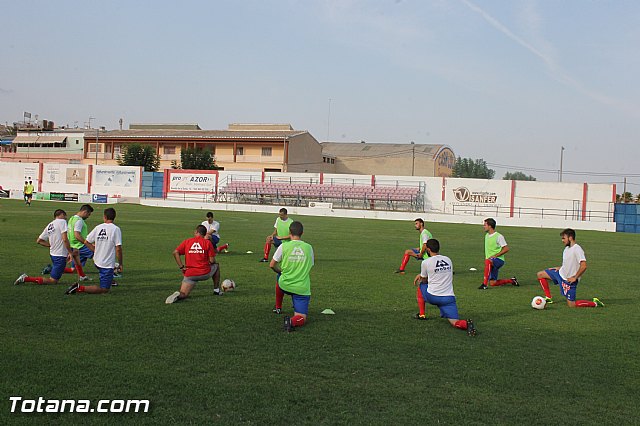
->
xmin=1 ymin=199 xmax=639 ymax=424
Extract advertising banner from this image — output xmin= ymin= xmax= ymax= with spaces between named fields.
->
xmin=168 ymin=171 xmax=218 ymax=193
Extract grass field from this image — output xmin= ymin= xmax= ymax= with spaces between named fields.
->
xmin=1 ymin=199 xmax=639 ymax=424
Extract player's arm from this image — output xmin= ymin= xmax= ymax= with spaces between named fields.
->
xmin=115 ymin=245 xmax=123 ymax=272
xmin=270 ymin=259 xmax=281 ymax=274
xmin=74 ymin=230 xmax=86 ymax=245
xmin=61 ymin=232 xmax=73 ymax=256
xmin=173 ymin=249 xmax=185 ymax=271
xmin=36 ymin=237 xmax=50 ymax=248
xmin=491 ymin=245 xmax=510 ymax=259
xmin=208 ymin=255 xmax=216 ymax=265
xmin=567 ymin=260 xmax=587 ymax=283
xmin=418 ymin=243 xmax=427 ymax=258
xmin=413 ymin=274 xmax=427 ymax=286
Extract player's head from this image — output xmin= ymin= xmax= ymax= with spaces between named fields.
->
xmin=206 ymin=211 xmax=214 ymax=222
xmin=29 ymin=180 xmax=32 ymax=184
xmin=289 ymin=221 xmax=303 ymax=237
xmin=79 ymin=204 xmax=94 ymax=218
xmin=196 ymin=224 xmax=207 ymax=237
xmin=414 ymin=218 xmax=424 ymax=230
xmin=425 ymin=238 xmax=440 ymax=255
xmin=24 ymin=181 xmax=28 ymax=184
xmin=53 ymin=209 xmax=67 ymax=219
xmin=484 ymin=218 xmax=496 ymax=231
xmin=278 ymin=208 xmax=288 ymax=219
xmin=104 ymin=207 xmax=116 ymax=221
xmin=560 ymin=228 xmax=576 ymax=246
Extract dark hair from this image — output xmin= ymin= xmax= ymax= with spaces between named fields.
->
xmin=426 ymin=238 xmax=440 ymax=254
xmin=414 ymin=218 xmax=424 ymax=226
xmin=54 ymin=209 xmax=66 ymax=218
xmin=80 ymin=204 xmax=94 ymax=213
xmin=196 ymin=225 xmax=207 ymax=236
xmin=206 ymin=212 xmax=214 ymax=218
xmin=560 ymin=228 xmax=576 ymax=240
xmin=289 ymin=221 xmax=303 ymax=237
xmin=279 ymin=208 xmax=288 ymax=215
xmin=484 ymin=218 xmax=496 ymax=229
xmin=104 ymin=208 xmax=116 ymax=221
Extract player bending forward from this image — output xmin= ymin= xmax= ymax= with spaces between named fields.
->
xmin=413 ymin=239 xmax=476 ymax=336
xmin=536 ymin=228 xmax=603 ymax=308
xmin=396 ymin=218 xmax=432 ymax=274
xmin=270 ymin=221 xmax=314 ymax=332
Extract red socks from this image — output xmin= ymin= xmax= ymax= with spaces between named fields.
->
xmin=263 ymin=242 xmax=271 ymax=260
xmin=25 ymin=276 xmax=44 ymax=285
xmin=399 ymin=254 xmax=410 ymax=271
xmin=538 ymin=278 xmax=552 ymax=298
xmin=575 ymin=300 xmax=596 ymax=308
xmin=416 ymin=287 xmax=425 ymax=316
xmin=291 ymin=315 xmax=306 ymax=327
xmin=275 ymin=284 xmax=284 ymax=310
xmin=75 ymin=263 xmax=85 ymax=278
xmin=78 ymin=286 xmax=86 ymax=293
xmin=491 ymin=279 xmax=513 ymax=287
xmin=453 ymin=320 xmax=468 ymax=330
xmin=64 ymin=267 xmax=75 ymax=273
xmin=483 ymin=259 xmax=491 ymax=285
xmin=217 ymin=244 xmax=228 ymax=252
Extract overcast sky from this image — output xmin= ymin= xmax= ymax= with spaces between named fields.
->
xmin=2 ymin=0 xmax=639 ymax=188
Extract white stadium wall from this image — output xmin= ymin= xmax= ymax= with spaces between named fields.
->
xmin=41 ymin=163 xmax=90 ymax=193
xmin=90 ymin=165 xmax=142 ymax=198
xmin=0 ymin=162 xmax=42 ymax=190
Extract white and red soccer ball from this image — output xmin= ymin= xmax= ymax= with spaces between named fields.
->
xmin=222 ymin=279 xmax=236 ymax=292
xmin=531 ymin=296 xmax=546 ymax=310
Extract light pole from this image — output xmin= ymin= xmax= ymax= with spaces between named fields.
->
xmin=95 ymin=128 xmax=99 ymax=165
xmin=559 ymin=146 xmax=565 ymax=182
xmin=411 ymin=141 xmax=415 ymax=176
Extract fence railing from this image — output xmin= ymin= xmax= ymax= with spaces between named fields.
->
xmin=450 ymin=204 xmax=614 ymax=222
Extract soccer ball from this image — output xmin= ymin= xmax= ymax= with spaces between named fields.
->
xmin=221 ymin=279 xmax=236 ymax=292
xmin=531 ymin=296 xmax=546 ymax=310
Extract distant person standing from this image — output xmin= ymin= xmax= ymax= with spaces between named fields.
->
xmin=260 ymin=208 xmax=292 ymax=262
xmin=478 ymin=218 xmax=518 ymax=290
xmin=24 ymin=180 xmax=34 ymax=206
xmin=201 ymin=211 xmax=229 ymax=253
xmin=65 ymin=207 xmax=122 ymax=295
xmin=14 ymin=209 xmax=74 ymax=286
xmin=395 ymin=218 xmax=432 ymax=274
xmin=270 ymin=221 xmax=314 ymax=332
xmin=536 ymin=228 xmax=603 ymax=308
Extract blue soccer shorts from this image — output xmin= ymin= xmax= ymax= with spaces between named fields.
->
xmin=71 ymin=245 xmax=94 ymax=268
xmin=411 ymin=248 xmax=424 ymax=260
xmin=545 ymin=268 xmax=577 ymax=301
xmin=50 ymin=255 xmax=67 ymax=280
xmin=488 ymin=257 xmax=505 ymax=281
xmin=273 ymin=236 xmax=283 ymax=247
xmin=423 ymin=291 xmax=459 ymax=319
xmin=279 ymin=285 xmax=310 ymax=315
xmin=96 ymin=266 xmax=115 ymax=289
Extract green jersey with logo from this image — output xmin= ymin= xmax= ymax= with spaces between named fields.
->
xmin=485 ymin=231 xmax=507 ymax=260
xmin=68 ymin=215 xmax=88 ymax=249
xmin=278 ymin=240 xmax=314 ymax=296
xmin=419 ymin=228 xmax=432 ymax=251
xmin=275 ymin=217 xmax=293 ymax=239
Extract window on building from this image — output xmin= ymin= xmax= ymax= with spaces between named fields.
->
xmin=88 ymin=143 xmax=102 ymax=153
xmin=261 ymin=147 xmax=272 ymax=157
xmin=163 ymin=146 xmax=176 ymax=155
xmin=236 ymin=147 xmax=244 ymax=156
xmin=331 ymin=159 xmax=335 ymax=164
xmin=114 ymin=145 xmax=121 ymax=156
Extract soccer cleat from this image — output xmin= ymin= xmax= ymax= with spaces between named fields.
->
xmin=283 ymin=316 xmax=294 ymax=332
xmin=413 ymin=313 xmax=428 ymax=321
xmin=272 ymin=307 xmax=282 ymax=314
xmin=511 ymin=277 xmax=519 ymax=286
xmin=478 ymin=284 xmax=488 ymax=290
xmin=544 ymin=297 xmax=554 ymax=304
xmin=259 ymin=258 xmax=269 ymax=263
xmin=14 ymin=273 xmax=28 ymax=285
xmin=466 ymin=319 xmax=477 ymax=337
xmin=111 ymin=281 xmax=118 ymax=287
xmin=224 ymin=243 xmax=230 ymax=253
xmin=394 ymin=269 xmax=405 ymax=275
xmin=113 ymin=272 xmax=122 ymax=278
xmin=165 ymin=291 xmax=180 ymax=304
xmin=592 ymin=297 xmax=605 ymax=307
xmin=78 ymin=275 xmax=91 ymax=282
xmin=213 ymin=289 xmax=224 ymax=296
xmin=41 ymin=264 xmax=52 ymax=275
xmin=65 ymin=282 xmax=79 ymax=295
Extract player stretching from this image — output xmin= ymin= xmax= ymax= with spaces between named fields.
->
xmin=260 ymin=208 xmax=292 ymax=262
xmin=166 ymin=224 xmax=222 ymax=303
xmin=65 ymin=208 xmax=122 ymax=295
xmin=395 ymin=218 xmax=432 ymax=274
xmin=536 ymin=228 xmax=603 ymax=308
xmin=270 ymin=221 xmax=314 ymax=332
xmin=14 ymin=209 xmax=76 ymax=286
xmin=478 ymin=218 xmax=518 ymax=290
xmin=202 ymin=211 xmax=229 ymax=253
xmin=413 ymin=239 xmax=476 ymax=336
xmin=64 ymin=204 xmax=94 ymax=281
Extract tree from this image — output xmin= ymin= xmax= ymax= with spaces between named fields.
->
xmin=616 ymin=192 xmax=635 ymax=203
xmin=117 ymin=144 xmax=160 ymax=172
xmin=179 ymin=147 xmax=220 ymax=170
xmin=503 ymin=171 xmax=536 ymax=181
xmin=452 ymin=157 xmax=495 ymax=179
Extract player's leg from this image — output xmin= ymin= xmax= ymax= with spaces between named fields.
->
xmin=17 ymin=256 xmax=65 ymax=285
xmin=489 ymin=258 xmax=513 ymax=286
xmin=397 ymin=248 xmax=418 ymax=273
xmin=67 ymin=266 xmax=112 ymax=294
xmin=217 ymin=242 xmax=229 ymax=253
xmin=211 ymin=234 xmax=220 ymax=250
xmin=481 ymin=258 xmax=492 ymax=287
xmin=211 ymin=264 xmax=223 ymax=296
xmin=262 ymin=235 xmax=274 ymax=261
xmin=286 ymin=294 xmax=310 ymax=330
xmin=415 ymin=284 xmax=427 ymax=319
xmin=536 ymin=269 xmax=556 ymax=301
xmin=273 ymin=274 xmax=284 ymax=313
xmin=78 ymin=245 xmax=94 ymax=267
xmin=178 ymin=281 xmax=196 ymax=300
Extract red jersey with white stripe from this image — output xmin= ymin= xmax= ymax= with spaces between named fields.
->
xmin=176 ymin=236 xmax=215 ymax=277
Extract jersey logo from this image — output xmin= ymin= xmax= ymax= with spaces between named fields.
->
xmin=47 ymin=224 xmax=55 ymax=233
xmin=97 ymin=228 xmax=108 ymax=241
xmin=434 ymin=258 xmax=452 ymax=273
xmin=435 ymin=259 xmax=449 ymax=268
xmin=188 ymin=241 xmax=205 ymax=254
xmin=287 ymin=246 xmax=306 ymax=262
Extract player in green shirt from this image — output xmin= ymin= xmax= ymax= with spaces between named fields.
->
xmin=260 ymin=208 xmax=293 ymax=262
xmin=478 ymin=218 xmax=518 ymax=290
xmin=24 ymin=180 xmax=34 ymax=206
xmin=396 ymin=218 xmax=432 ymax=274
xmin=269 ymin=221 xmax=314 ymax=332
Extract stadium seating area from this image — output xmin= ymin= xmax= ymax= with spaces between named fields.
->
xmin=218 ymin=180 xmax=424 ymax=211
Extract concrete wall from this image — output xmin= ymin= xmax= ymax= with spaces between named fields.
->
xmin=287 ymin=133 xmax=324 ymax=173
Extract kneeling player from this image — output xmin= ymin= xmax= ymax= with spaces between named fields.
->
xmin=270 ymin=221 xmax=314 ymax=332
xmin=396 ymin=218 xmax=431 ymax=274
xmin=413 ymin=239 xmax=476 ymax=336
xmin=165 ymin=225 xmax=222 ymax=303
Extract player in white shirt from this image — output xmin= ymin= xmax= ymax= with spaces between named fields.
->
xmin=536 ymin=228 xmax=603 ymax=308
xmin=15 ymin=209 xmax=76 ymax=286
xmin=413 ymin=239 xmax=476 ymax=336
xmin=202 ymin=211 xmax=229 ymax=253
xmin=66 ymin=208 xmax=123 ymax=295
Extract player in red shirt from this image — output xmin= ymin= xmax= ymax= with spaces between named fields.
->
xmin=165 ymin=225 xmax=222 ymax=304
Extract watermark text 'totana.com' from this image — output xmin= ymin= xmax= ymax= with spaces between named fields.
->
xmin=9 ymin=396 xmax=150 ymax=414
